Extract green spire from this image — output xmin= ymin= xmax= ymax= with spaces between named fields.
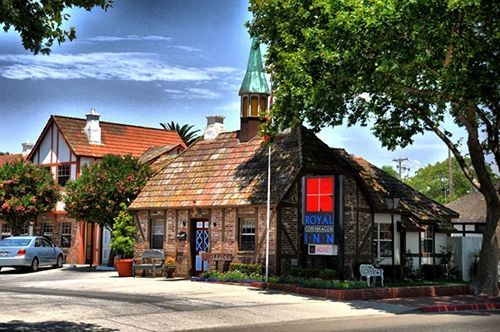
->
xmin=239 ymin=37 xmax=270 ymax=95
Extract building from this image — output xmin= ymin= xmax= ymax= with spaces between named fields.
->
xmin=11 ymin=110 xmax=185 ymax=265
xmin=130 ymin=39 xmax=458 ymax=278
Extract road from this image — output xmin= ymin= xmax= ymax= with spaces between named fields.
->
xmin=0 ymin=266 xmax=498 ymax=331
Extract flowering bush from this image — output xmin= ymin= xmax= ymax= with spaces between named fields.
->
xmin=0 ymin=160 xmax=59 ymax=235
xmin=165 ymin=256 xmax=176 ymax=266
xmin=64 ymin=154 xmax=151 ymax=228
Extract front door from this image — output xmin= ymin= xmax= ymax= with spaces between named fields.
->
xmin=101 ymin=227 xmax=111 ymax=265
xmin=192 ymin=220 xmax=209 ymax=274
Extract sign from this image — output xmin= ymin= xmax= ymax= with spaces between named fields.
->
xmin=308 ymin=244 xmax=338 ymax=256
xmin=201 ymin=253 xmax=233 ymax=261
xmin=303 ymin=176 xmax=336 ymax=253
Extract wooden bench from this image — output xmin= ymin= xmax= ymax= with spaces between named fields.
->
xmin=133 ymin=249 xmax=164 ymax=277
xmin=359 ymin=264 xmax=384 ymax=287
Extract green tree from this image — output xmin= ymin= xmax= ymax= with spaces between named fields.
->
xmin=249 ymin=0 xmax=499 ymax=295
xmin=0 ymin=152 xmax=10 ymax=156
xmin=0 ymin=0 xmax=112 ymax=55
xmin=111 ymin=203 xmax=136 ymax=259
xmin=0 ymin=160 xmax=59 ymax=235
xmin=64 ymin=154 xmax=151 ymax=229
xmin=381 ymin=165 xmax=399 ymax=179
xmin=160 ymin=121 xmax=200 ymax=146
xmin=406 ymin=158 xmax=499 ymax=204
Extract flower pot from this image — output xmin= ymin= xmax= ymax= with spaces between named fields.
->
xmin=115 ymin=259 xmax=133 ymax=277
xmin=165 ymin=265 xmax=176 ymax=278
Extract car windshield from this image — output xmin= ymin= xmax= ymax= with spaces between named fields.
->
xmin=0 ymin=238 xmax=32 ymax=247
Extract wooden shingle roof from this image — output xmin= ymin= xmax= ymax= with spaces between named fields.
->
xmin=445 ymin=184 xmax=499 ymax=223
xmin=0 ymin=154 xmax=23 ymax=166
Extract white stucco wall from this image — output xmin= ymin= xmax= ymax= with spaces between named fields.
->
xmin=57 ymin=131 xmax=71 ymax=163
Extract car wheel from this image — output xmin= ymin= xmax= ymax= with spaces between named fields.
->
xmin=54 ymin=255 xmax=63 ymax=268
xmin=30 ymin=258 xmax=39 ymax=272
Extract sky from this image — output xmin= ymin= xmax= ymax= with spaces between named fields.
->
xmin=0 ymin=0 xmax=472 ymax=176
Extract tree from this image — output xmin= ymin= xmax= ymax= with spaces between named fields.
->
xmin=0 ymin=160 xmax=59 ymax=235
xmin=0 ymin=0 xmax=112 ymax=55
xmin=160 ymin=121 xmax=200 ymax=146
xmin=406 ymin=158 xmax=499 ymax=204
xmin=381 ymin=165 xmax=399 ymax=179
xmin=249 ymin=0 xmax=499 ymax=295
xmin=0 ymin=152 xmax=10 ymax=156
xmin=110 ymin=203 xmax=136 ymax=259
xmin=64 ymin=154 xmax=151 ymax=229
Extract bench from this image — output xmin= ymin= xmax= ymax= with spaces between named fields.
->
xmin=359 ymin=264 xmax=384 ymax=287
xmin=133 ymin=249 xmax=164 ymax=278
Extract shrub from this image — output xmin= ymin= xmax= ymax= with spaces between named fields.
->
xmin=318 ymin=269 xmax=338 ymax=280
xmin=229 ymin=263 xmax=263 ymax=276
xmin=276 ymin=276 xmax=367 ymax=289
xmin=203 ymin=270 xmax=262 ymax=282
xmin=290 ymin=267 xmax=320 ymax=279
xmin=110 ymin=204 xmax=136 ymax=259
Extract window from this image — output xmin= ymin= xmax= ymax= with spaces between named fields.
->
xmin=421 ymin=225 xmax=433 ymax=254
xmin=306 ymin=177 xmax=334 ymax=213
xmin=42 ymin=238 xmax=53 ymax=247
xmin=42 ymin=222 xmax=53 ymax=243
xmin=151 ymin=219 xmax=165 ymax=250
xmin=250 ymin=96 xmax=259 ymax=116
xmin=35 ymin=238 xmax=43 ymax=247
xmin=239 ymin=217 xmax=256 ymax=251
xmin=260 ymin=96 xmax=268 ymax=113
xmin=374 ymin=223 xmax=392 ymax=258
xmin=242 ymin=96 xmax=249 ymax=117
xmin=58 ymin=165 xmax=70 ymax=186
xmin=60 ymin=222 xmax=71 ymax=248
xmin=1 ymin=223 xmax=11 ymax=239
xmin=20 ymin=224 xmax=29 ymax=236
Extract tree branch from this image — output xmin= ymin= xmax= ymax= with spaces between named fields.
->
xmin=476 ymin=106 xmax=500 ymax=167
xmin=417 ymin=109 xmax=481 ymax=191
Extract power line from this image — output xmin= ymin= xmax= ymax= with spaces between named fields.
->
xmin=393 ymin=157 xmax=409 ymax=179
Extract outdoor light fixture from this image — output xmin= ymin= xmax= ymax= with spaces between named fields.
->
xmin=385 ymin=192 xmax=400 ymax=283
xmin=213 ymin=222 xmax=217 ymax=227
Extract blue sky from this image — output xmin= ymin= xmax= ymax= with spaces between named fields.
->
xmin=0 ymin=0 xmax=470 ymax=175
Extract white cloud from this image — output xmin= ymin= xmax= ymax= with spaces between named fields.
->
xmin=172 ymin=45 xmax=202 ymax=52
xmin=86 ymin=35 xmax=172 ymax=42
xmin=215 ymin=101 xmax=240 ymax=111
xmin=0 ymin=52 xmax=241 ymax=82
xmin=186 ymin=88 xmax=221 ymax=99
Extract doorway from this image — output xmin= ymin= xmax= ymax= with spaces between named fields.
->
xmin=191 ymin=219 xmax=209 ymax=275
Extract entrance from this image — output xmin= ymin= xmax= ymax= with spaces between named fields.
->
xmin=191 ymin=219 xmax=209 ymax=274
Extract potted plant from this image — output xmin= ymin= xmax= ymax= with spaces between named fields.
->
xmin=165 ymin=256 xmax=177 ymax=278
xmin=111 ymin=203 xmax=136 ymax=277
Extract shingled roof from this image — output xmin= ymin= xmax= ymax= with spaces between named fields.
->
xmin=337 ymin=152 xmax=459 ymax=221
xmin=131 ymin=126 xmax=458 ymax=224
xmin=445 ymin=184 xmax=500 ymax=223
xmin=29 ymin=115 xmax=185 ymax=159
xmin=0 ymin=154 xmax=23 ymax=166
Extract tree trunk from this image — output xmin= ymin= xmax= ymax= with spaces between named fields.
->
xmin=472 ymin=198 xmax=499 ymax=295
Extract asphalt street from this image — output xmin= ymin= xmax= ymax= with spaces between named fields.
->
xmin=0 ymin=266 xmax=498 ymax=331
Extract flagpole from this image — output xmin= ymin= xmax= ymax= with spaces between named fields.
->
xmin=265 ymin=144 xmax=271 ymax=284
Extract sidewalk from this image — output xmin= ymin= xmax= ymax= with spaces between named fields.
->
xmin=372 ymin=294 xmax=500 ymax=312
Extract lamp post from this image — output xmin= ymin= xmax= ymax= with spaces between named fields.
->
xmin=385 ymin=193 xmax=400 ymax=283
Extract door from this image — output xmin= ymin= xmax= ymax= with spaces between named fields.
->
xmin=42 ymin=238 xmax=57 ymax=265
xmin=101 ymin=227 xmax=111 ymax=265
xmin=34 ymin=238 xmax=49 ymax=265
xmin=192 ymin=220 xmax=209 ymax=274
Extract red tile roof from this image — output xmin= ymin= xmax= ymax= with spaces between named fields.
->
xmin=0 ymin=154 xmax=23 ymax=166
xmin=31 ymin=115 xmax=185 ymax=159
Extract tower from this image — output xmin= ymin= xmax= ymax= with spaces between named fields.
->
xmin=239 ymin=37 xmax=271 ymax=142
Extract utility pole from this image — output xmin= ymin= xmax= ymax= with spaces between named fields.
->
xmin=393 ymin=157 xmax=409 ymax=179
xmin=448 ymin=149 xmax=454 ymax=199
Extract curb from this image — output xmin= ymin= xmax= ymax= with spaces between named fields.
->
xmin=420 ymin=303 xmax=500 ymax=312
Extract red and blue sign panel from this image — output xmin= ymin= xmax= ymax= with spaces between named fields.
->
xmin=303 ymin=176 xmax=335 ymax=245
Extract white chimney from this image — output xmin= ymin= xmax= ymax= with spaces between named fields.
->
xmin=21 ymin=141 xmax=34 ymax=157
xmin=204 ymin=115 xmax=226 ymax=140
xmin=84 ymin=108 xmax=101 ymax=145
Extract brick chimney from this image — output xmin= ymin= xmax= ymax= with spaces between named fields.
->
xmin=84 ymin=108 xmax=102 ymax=145
xmin=204 ymin=115 xmax=226 ymax=140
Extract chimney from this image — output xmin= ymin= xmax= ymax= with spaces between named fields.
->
xmin=84 ymin=108 xmax=101 ymax=145
xmin=203 ymin=115 xmax=226 ymax=140
xmin=21 ymin=141 xmax=34 ymax=157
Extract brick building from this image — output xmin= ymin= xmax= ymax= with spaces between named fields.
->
xmin=16 ymin=111 xmax=185 ymax=264
xmin=130 ymin=39 xmax=458 ymax=277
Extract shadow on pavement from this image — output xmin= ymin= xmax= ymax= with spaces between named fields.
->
xmin=0 ymin=267 xmax=56 ymax=274
xmin=0 ymin=320 xmax=118 ymax=332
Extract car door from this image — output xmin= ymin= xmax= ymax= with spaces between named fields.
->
xmin=34 ymin=238 xmax=47 ymax=265
xmin=42 ymin=238 xmax=57 ymax=265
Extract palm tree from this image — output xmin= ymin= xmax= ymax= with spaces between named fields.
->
xmin=160 ymin=122 xmax=201 ymax=146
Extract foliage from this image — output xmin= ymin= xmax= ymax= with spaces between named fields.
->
xmin=249 ymin=0 xmax=499 ymax=296
xmin=277 ymin=276 xmax=368 ymax=289
xmin=439 ymin=245 xmax=458 ymax=281
xmin=165 ymin=256 xmax=176 ymax=266
xmin=0 ymin=160 xmax=59 ymax=235
xmin=381 ymin=165 xmax=399 ymax=179
xmin=202 ymin=270 xmax=264 ymax=283
xmin=401 ymin=251 xmax=417 ymax=281
xmin=406 ymin=157 xmax=499 ymax=204
xmin=229 ymin=263 xmax=263 ymax=276
xmin=0 ymin=0 xmax=111 ymax=55
xmin=160 ymin=121 xmax=201 ymax=146
xmin=290 ymin=267 xmax=338 ymax=280
xmin=0 ymin=152 xmax=9 ymax=156
xmin=110 ymin=203 xmax=136 ymax=259
xmin=65 ymin=154 xmax=151 ymax=228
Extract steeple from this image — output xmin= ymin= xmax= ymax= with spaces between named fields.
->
xmin=239 ymin=37 xmax=270 ymax=142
